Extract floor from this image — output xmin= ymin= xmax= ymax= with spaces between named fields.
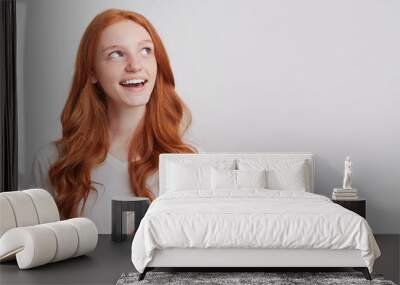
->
xmin=0 ymin=235 xmax=133 ymax=285
xmin=0 ymin=234 xmax=398 ymax=285
xmin=374 ymin=235 xmax=400 ymax=284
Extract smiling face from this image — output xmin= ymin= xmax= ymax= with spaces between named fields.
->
xmin=92 ymin=20 xmax=158 ymax=108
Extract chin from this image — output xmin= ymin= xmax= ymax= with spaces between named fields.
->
xmin=125 ymin=97 xmax=151 ymax=107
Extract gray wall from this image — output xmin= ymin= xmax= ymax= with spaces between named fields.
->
xmin=17 ymin=0 xmax=400 ymax=233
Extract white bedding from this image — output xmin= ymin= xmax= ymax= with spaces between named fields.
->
xmin=131 ymin=189 xmax=380 ymax=273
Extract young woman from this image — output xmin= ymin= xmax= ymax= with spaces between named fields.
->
xmin=31 ymin=9 xmax=199 ymax=233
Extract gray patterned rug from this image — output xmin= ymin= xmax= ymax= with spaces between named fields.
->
xmin=116 ymin=271 xmax=396 ymax=285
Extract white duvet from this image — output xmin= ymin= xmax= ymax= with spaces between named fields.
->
xmin=131 ymin=189 xmax=380 ymax=273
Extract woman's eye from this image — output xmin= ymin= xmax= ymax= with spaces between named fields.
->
xmin=141 ymin=47 xmax=152 ymax=55
xmin=109 ymin=50 xmax=124 ymax=58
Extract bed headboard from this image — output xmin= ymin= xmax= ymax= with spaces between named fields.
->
xmin=159 ymin=153 xmax=315 ymax=196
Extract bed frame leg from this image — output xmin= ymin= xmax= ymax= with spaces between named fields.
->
xmin=138 ymin=268 xmax=148 ymax=281
xmin=354 ymin=267 xmax=371 ymax=280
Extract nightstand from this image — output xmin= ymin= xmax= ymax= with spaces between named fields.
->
xmin=111 ymin=196 xmax=150 ymax=242
xmin=332 ymin=199 xmax=366 ymax=218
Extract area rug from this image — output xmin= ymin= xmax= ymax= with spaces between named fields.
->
xmin=116 ymin=271 xmax=396 ymax=285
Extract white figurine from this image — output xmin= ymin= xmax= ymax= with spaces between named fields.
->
xmin=342 ymin=156 xmax=352 ymax=190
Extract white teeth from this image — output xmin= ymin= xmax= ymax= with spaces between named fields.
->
xmin=121 ymin=79 xmax=145 ymax=84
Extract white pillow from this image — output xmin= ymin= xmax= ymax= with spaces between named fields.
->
xmin=167 ymin=162 xmax=212 ymax=191
xmin=211 ymin=168 xmax=268 ymax=190
xmin=211 ymin=168 xmax=237 ymax=190
xmin=237 ymin=159 xmax=308 ymax=191
xmin=236 ymin=169 xmax=267 ymax=188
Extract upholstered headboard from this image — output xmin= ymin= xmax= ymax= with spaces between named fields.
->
xmin=159 ymin=153 xmax=314 ymax=195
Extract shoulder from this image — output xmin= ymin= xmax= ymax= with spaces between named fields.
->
xmin=182 ymin=133 xmax=205 ymax=153
xmin=31 ymin=141 xmax=59 ymax=176
xmin=33 ymin=142 xmax=59 ymax=164
xmin=30 ymin=142 xmax=59 ymax=195
xmin=192 ymin=144 xmax=206 ymax=153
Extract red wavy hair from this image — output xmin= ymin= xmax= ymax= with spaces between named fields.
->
xmin=49 ymin=9 xmax=197 ymax=219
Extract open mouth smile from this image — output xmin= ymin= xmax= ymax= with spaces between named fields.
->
xmin=119 ymin=78 xmax=148 ymax=92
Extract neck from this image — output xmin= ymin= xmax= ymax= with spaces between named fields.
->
xmin=107 ymin=102 xmax=146 ymax=154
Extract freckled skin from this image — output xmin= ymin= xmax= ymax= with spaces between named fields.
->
xmin=92 ymin=20 xmax=158 ymax=108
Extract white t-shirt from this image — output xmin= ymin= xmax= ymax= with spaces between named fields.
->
xmin=30 ymin=141 xmax=201 ymax=234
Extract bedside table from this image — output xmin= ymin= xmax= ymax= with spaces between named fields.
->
xmin=112 ymin=196 xmax=150 ymax=242
xmin=332 ymin=199 xmax=366 ymax=218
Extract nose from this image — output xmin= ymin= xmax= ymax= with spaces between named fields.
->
xmin=125 ymin=55 xmax=142 ymax=72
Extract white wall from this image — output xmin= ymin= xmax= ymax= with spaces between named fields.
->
xmin=17 ymin=0 xmax=400 ymax=233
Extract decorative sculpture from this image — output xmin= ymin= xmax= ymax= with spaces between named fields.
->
xmin=342 ymin=156 xmax=352 ymax=190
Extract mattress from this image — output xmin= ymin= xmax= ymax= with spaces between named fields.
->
xmin=131 ymin=189 xmax=380 ymax=273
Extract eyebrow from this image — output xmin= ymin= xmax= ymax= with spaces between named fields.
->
xmin=102 ymin=45 xmax=120 ymax=54
xmin=140 ymin=39 xmax=154 ymax=44
xmin=102 ymin=40 xmax=154 ymax=54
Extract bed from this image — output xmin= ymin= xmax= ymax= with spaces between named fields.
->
xmin=131 ymin=153 xmax=381 ymax=280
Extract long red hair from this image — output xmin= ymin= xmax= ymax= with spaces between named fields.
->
xmin=49 ymin=9 xmax=197 ymax=219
